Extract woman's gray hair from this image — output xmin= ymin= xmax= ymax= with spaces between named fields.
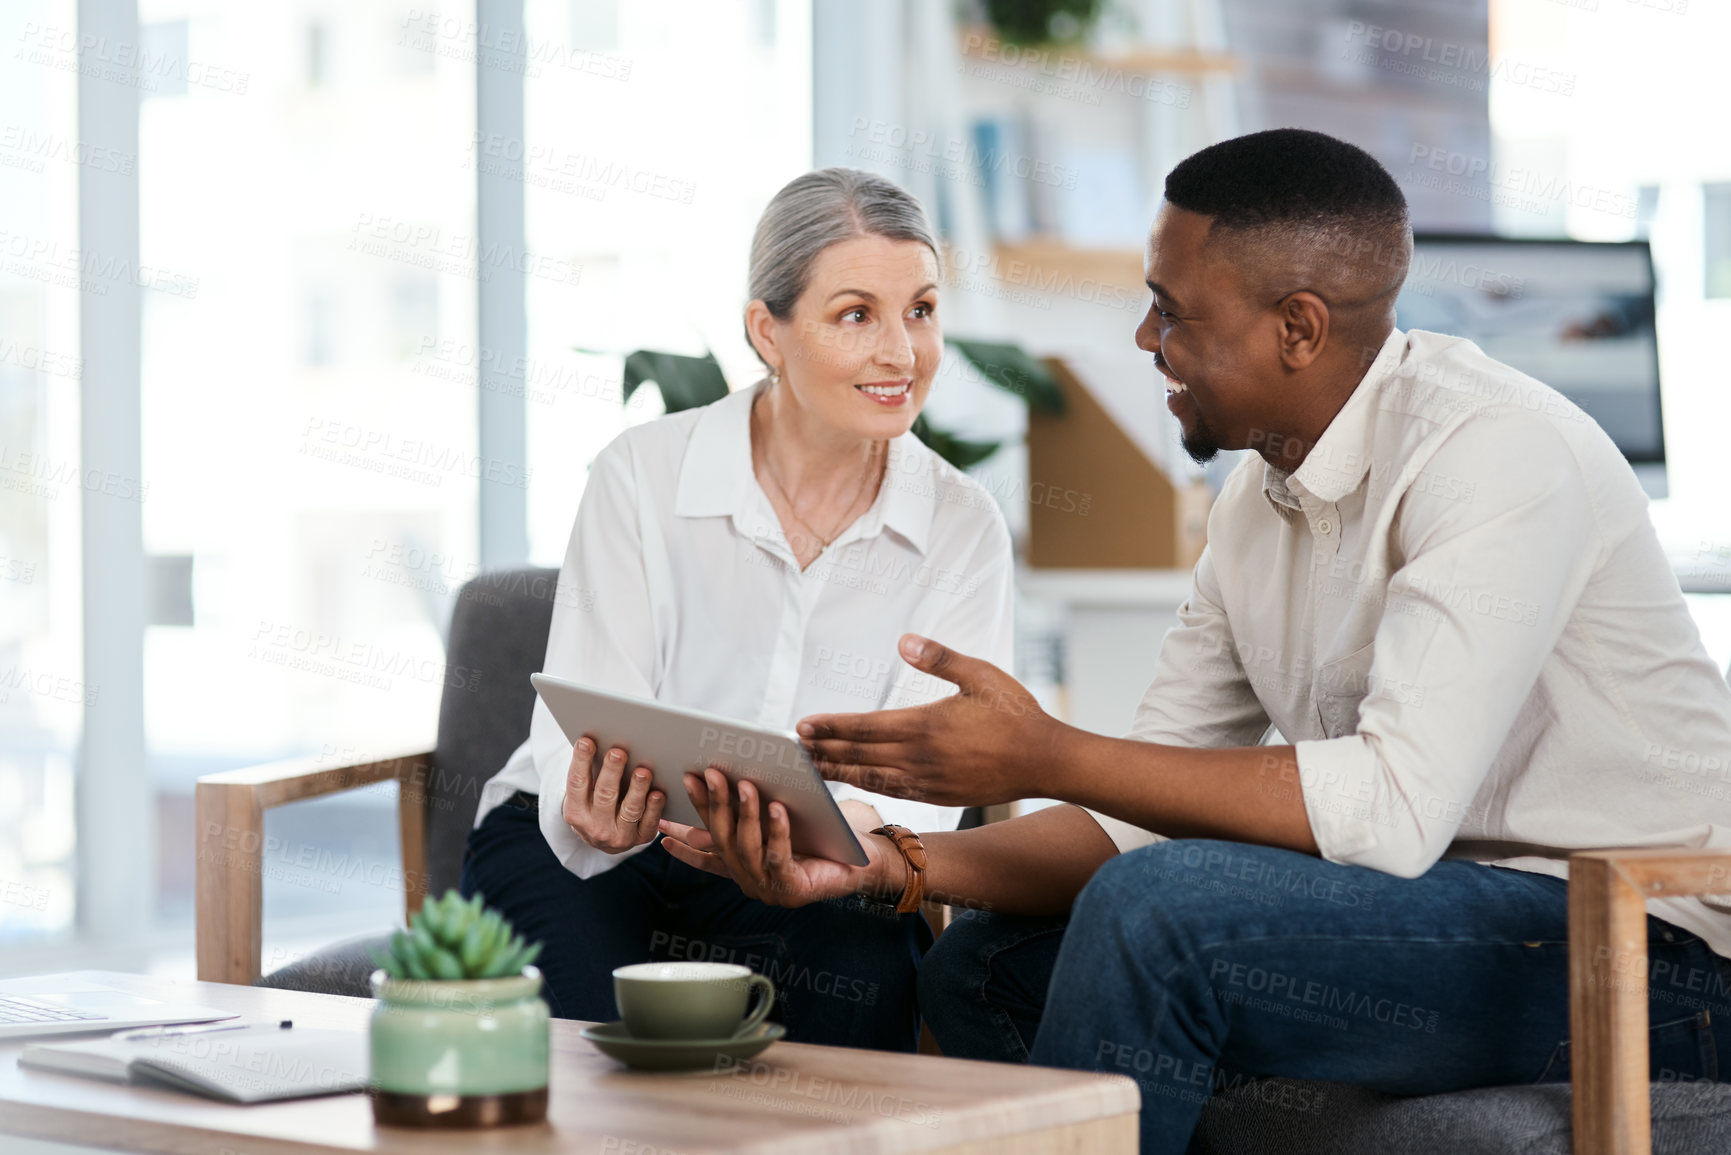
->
xmin=745 ymin=168 xmax=938 ymax=363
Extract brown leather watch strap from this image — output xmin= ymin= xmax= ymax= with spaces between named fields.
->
xmin=870 ymin=824 xmax=927 ymax=915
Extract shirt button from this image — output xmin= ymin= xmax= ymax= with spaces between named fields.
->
xmin=1317 ymin=518 xmax=1333 ymax=535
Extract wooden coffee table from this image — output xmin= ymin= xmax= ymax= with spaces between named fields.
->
xmin=0 ymin=971 xmax=1139 ymax=1153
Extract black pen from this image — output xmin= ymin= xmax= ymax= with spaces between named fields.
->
xmin=116 ymin=1019 xmax=292 ymax=1041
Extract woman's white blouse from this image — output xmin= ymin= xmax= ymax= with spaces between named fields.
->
xmin=474 ymin=382 xmax=1017 ymax=879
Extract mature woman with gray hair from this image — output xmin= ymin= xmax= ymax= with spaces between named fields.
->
xmin=461 ymin=168 xmax=1015 ymax=1051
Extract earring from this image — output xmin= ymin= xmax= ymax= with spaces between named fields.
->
xmin=769 ymin=367 xmax=782 ymax=386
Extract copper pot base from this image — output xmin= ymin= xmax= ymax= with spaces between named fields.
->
xmin=372 ymin=1086 xmax=549 ymax=1128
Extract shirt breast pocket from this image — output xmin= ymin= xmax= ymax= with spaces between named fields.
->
xmin=1314 ymin=641 xmax=1375 ymax=739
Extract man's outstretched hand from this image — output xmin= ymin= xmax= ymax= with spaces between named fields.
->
xmin=797 ymin=634 xmax=1063 ymax=807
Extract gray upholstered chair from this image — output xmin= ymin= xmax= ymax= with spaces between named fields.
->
xmin=196 ymin=567 xmax=565 ymax=995
xmin=1193 ymin=1077 xmax=1731 ymax=1154
xmin=195 ymin=567 xmax=1731 ymax=1153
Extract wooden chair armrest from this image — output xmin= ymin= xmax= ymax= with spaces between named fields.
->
xmin=1569 ymin=847 xmax=1731 ymax=1155
xmin=196 ymin=747 xmax=435 ymax=986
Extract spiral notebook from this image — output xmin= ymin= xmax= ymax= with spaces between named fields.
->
xmin=20 ymin=1022 xmax=369 ymax=1104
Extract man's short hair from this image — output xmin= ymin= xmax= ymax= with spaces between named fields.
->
xmin=1164 ymin=129 xmax=1410 ymax=292
xmin=1165 ymin=128 xmax=1408 ymax=236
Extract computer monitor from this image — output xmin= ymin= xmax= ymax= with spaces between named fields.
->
xmin=1394 ymin=235 xmax=1666 ymax=498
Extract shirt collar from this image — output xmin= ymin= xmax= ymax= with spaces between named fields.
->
xmin=1263 ymin=327 xmax=1405 ymax=510
xmin=673 ymin=381 xmax=933 ymax=556
xmin=673 ymin=382 xmax=756 ymax=518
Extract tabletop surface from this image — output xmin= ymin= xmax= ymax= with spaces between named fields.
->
xmin=0 ymin=971 xmax=1139 ymax=1155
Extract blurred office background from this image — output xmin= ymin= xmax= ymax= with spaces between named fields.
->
xmin=3 ymin=0 xmax=1728 ymax=975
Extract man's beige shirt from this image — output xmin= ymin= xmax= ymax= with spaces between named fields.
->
xmin=1090 ymin=328 xmax=1731 ymax=955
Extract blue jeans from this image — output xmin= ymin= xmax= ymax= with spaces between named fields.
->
xmin=461 ymin=793 xmax=930 ymax=1050
xmin=919 ymin=839 xmax=1731 ymax=1154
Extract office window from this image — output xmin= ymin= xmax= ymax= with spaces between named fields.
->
xmin=1705 ymin=183 xmax=1731 ymax=300
xmin=1635 ymin=185 xmax=1660 ymax=241
xmin=0 ymin=0 xmax=81 ymax=946
xmin=520 ymin=0 xmax=812 ymax=563
xmin=568 ymin=0 xmax=620 ymax=51
xmin=301 ymin=288 xmax=342 ymax=367
xmin=307 ymin=21 xmax=330 ymax=87
xmin=751 ymin=0 xmax=776 ymax=48
xmin=137 ymin=0 xmax=478 ymax=953
xmin=394 ymin=7 xmax=435 ymax=74
xmin=140 ymin=21 xmax=191 ymax=98
xmin=148 ymin=555 xmax=196 ymax=627
xmin=391 ymin=274 xmax=440 ymax=361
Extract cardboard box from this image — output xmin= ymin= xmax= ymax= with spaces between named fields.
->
xmin=1027 ymin=357 xmax=1209 ymax=569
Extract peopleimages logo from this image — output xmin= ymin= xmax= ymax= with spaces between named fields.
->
xmin=958 ymin=31 xmax=1191 ymax=108
xmin=299 ymin=417 xmax=533 ymax=489
xmin=468 ymin=133 xmax=696 ymax=205
xmin=695 ymin=725 xmax=827 ymax=795
xmin=0 ymin=229 xmax=200 ymax=297
xmin=1342 ymin=22 xmax=1575 ymax=95
xmin=1407 ymin=251 xmax=1526 ymax=299
xmin=1209 ymin=959 xmax=1441 ymax=1033
xmin=15 ymin=22 xmax=251 ymax=95
xmin=1405 ymin=145 xmax=1637 ymax=220
xmin=0 ymin=125 xmax=134 ymax=174
xmin=848 ymin=118 xmax=1080 ymax=190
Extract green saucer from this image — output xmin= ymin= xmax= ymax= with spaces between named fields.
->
xmin=580 ymin=1020 xmax=786 ymax=1073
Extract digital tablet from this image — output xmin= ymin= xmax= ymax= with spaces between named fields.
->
xmin=530 ymin=673 xmax=869 ymax=867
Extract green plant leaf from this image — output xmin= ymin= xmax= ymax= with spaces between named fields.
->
xmin=458 ymin=920 xmax=490 ymax=973
xmin=436 ymin=889 xmax=463 ymax=931
xmin=947 ymin=339 xmax=1065 ymax=413
xmin=424 ymin=944 xmax=465 ymax=981
xmin=442 ymin=892 xmax=469 ymax=940
xmin=621 ymin=350 xmax=731 ymax=414
xmin=497 ymin=939 xmax=542 ymax=977
xmin=911 ymin=414 xmax=1002 ymax=471
xmin=466 ymin=916 xmax=504 ymax=975
xmin=396 ymin=935 xmax=431 ymax=981
xmin=388 ymin=938 xmax=418 ymax=980
xmin=981 ymin=0 xmax=1102 ymax=46
xmin=481 ymin=936 xmax=526 ymax=979
xmin=411 ymin=924 xmax=439 ymax=961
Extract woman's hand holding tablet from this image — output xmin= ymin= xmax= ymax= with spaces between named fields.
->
xmin=658 ymin=770 xmax=903 ymax=909
xmin=561 ymin=738 xmax=666 ymax=853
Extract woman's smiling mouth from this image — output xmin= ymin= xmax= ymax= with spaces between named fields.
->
xmin=855 ymin=379 xmax=912 ymax=406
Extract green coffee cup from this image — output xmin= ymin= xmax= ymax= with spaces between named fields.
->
xmin=612 ymin=961 xmax=776 ymax=1041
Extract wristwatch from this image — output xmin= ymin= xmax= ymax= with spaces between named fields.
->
xmin=869 ymin=825 xmax=927 ymax=915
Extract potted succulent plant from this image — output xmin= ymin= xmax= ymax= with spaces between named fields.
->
xmin=368 ymin=890 xmax=550 ymax=1128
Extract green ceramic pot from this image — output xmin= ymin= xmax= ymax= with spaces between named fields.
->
xmin=369 ymin=966 xmax=550 ymax=1128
